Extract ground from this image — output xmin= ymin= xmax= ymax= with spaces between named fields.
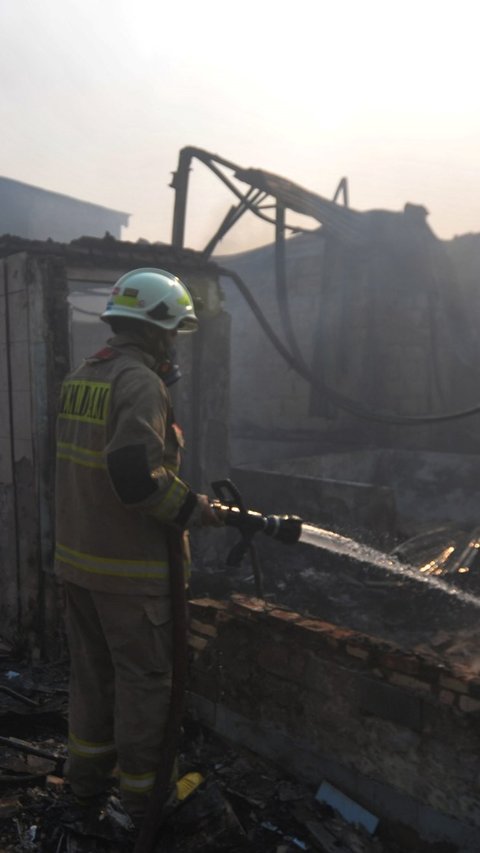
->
xmin=2 ymin=524 xmax=474 ymax=852
xmin=0 ymin=655 xmax=422 ymax=853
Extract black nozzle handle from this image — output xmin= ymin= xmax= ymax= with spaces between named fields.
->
xmin=211 ymin=479 xmax=247 ymax=513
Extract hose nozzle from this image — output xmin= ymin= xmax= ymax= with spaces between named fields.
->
xmin=210 ymin=479 xmax=302 ymax=581
xmin=210 ymin=477 xmax=303 ymax=549
xmin=263 ymin=513 xmax=303 ymax=544
xmin=212 ymin=502 xmax=302 ymax=545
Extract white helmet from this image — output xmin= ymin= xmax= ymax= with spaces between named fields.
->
xmin=101 ymin=268 xmax=198 ymax=332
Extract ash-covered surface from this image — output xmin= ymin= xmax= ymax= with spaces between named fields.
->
xmin=0 ymin=659 xmax=414 ymax=853
xmin=190 ymin=524 xmax=480 ymax=673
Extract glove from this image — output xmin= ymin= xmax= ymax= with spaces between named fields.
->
xmin=189 ymin=494 xmax=224 ymax=528
xmin=196 ymin=494 xmax=224 ymax=527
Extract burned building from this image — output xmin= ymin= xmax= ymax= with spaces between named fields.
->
xmin=188 ymin=155 xmax=480 ymax=541
xmin=2 ymin=150 xmax=480 ymax=851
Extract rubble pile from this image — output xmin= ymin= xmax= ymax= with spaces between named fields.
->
xmin=0 ymin=659 xmax=410 ymax=852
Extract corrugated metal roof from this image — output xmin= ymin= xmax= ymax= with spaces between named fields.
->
xmin=0 ymin=175 xmax=130 ymax=219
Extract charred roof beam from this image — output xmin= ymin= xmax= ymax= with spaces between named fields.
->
xmin=170 ymin=146 xmax=328 ymax=254
xmin=201 ymin=187 xmax=268 ymax=258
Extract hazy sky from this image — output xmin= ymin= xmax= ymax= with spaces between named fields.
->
xmin=1 ymin=0 xmax=478 ymax=253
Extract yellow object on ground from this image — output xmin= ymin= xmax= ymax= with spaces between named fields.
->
xmin=176 ymin=771 xmax=205 ymax=801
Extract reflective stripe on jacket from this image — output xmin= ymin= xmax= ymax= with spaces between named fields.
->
xmin=55 ymin=334 xmax=191 ymax=594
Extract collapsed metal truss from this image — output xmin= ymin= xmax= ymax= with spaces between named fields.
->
xmin=170 ymin=146 xmax=350 ymax=258
xmin=169 ymin=147 xmax=480 ymax=426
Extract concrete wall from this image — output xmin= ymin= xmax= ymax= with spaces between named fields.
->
xmin=187 ymin=595 xmax=480 ymax=851
xmin=221 ymin=234 xmax=330 ymax=465
xmin=272 ymin=449 xmax=480 ymax=530
xmin=0 ymin=253 xmax=69 ymax=655
xmin=230 ymin=465 xmax=396 ymax=547
xmin=220 ymin=222 xmax=480 ymax=468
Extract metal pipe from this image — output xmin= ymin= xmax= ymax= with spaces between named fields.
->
xmin=171 ymin=147 xmax=194 ymax=248
xmin=171 ymin=147 xmax=308 ymax=249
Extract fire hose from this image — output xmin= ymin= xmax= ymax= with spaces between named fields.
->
xmin=134 ymin=480 xmax=302 ymax=852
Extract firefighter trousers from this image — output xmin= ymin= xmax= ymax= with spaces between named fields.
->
xmin=63 ymin=581 xmax=173 ymax=817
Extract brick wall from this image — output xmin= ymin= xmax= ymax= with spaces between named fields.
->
xmin=187 ymin=594 xmax=480 ymax=848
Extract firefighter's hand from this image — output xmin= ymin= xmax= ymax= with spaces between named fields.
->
xmin=193 ymin=494 xmax=224 ymax=527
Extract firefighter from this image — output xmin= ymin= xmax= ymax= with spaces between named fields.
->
xmin=54 ymin=267 xmax=220 ymax=821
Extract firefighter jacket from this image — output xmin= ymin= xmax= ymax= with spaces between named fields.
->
xmin=54 ymin=333 xmax=196 ymax=595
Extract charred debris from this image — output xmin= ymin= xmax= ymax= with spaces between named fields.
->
xmin=3 ymin=149 xmax=480 ymax=850
xmin=0 ymin=654 xmax=406 ymax=853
